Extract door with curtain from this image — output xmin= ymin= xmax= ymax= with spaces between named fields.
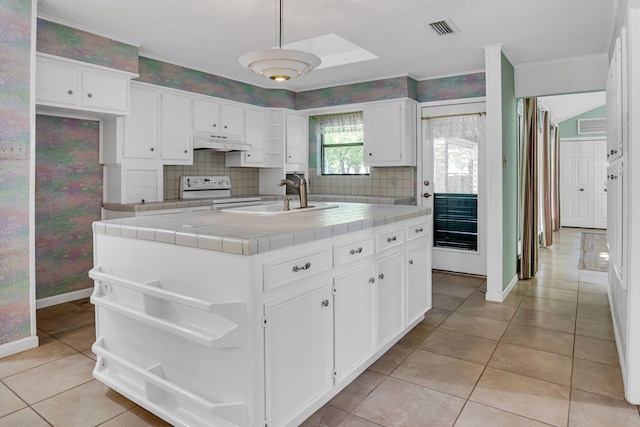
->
xmin=421 ymin=103 xmax=486 ymax=275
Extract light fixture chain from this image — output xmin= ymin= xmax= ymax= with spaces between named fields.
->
xmin=279 ymin=0 xmax=283 ymax=49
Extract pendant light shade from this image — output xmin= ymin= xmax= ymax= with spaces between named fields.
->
xmin=239 ymin=49 xmax=321 ymax=81
xmin=239 ymin=0 xmax=320 ymax=81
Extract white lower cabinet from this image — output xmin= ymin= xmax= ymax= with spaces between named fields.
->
xmin=92 ymin=214 xmax=432 ymax=427
xmin=333 ymin=265 xmax=376 ymax=383
xmin=264 ymin=280 xmax=334 ymax=427
xmin=407 ymin=242 xmax=432 ymax=324
xmin=376 ymin=254 xmax=405 ymax=348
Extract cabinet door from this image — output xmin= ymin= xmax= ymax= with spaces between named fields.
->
xmin=81 ymin=69 xmax=128 ymax=113
xmin=160 ymin=92 xmax=192 ymax=163
xmin=243 ymin=108 xmax=265 ymax=164
xmin=364 ymin=102 xmax=402 ymax=164
xmin=334 ymin=265 xmax=375 ymax=383
xmin=123 ymin=86 xmax=158 ymax=159
xmin=265 ymin=283 xmax=333 ymax=427
xmin=377 ymin=254 xmax=405 ymax=348
xmin=36 ymin=57 xmax=78 ymax=107
xmin=286 ymin=114 xmax=308 ymax=165
xmin=407 ymin=243 xmax=432 ymax=324
xmin=220 ymin=104 xmax=245 ymax=139
xmin=125 ymin=168 xmax=162 ymax=204
xmin=193 ymin=99 xmax=219 ymax=134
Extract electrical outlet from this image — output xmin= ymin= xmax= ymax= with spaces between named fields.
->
xmin=390 ymin=176 xmax=397 ymax=187
xmin=0 ymin=141 xmax=28 ymax=160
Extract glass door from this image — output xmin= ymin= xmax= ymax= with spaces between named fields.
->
xmin=421 ymin=103 xmax=486 ymax=275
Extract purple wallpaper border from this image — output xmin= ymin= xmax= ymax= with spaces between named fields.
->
xmin=37 ymin=18 xmax=139 ymax=74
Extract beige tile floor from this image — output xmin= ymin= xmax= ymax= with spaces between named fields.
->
xmin=0 ymin=228 xmax=639 ymax=426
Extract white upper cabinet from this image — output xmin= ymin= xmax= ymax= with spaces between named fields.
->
xmin=193 ymin=99 xmax=245 ymax=141
xmin=122 ymin=85 xmax=158 ymax=160
xmin=36 ymin=53 xmax=135 ymax=117
xmin=160 ymin=92 xmax=192 ymax=164
xmin=363 ymin=99 xmax=417 ymax=167
xmin=285 ymin=113 xmax=308 ymax=167
xmin=225 ymin=107 xmax=265 ymax=167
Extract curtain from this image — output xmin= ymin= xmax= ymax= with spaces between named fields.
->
xmin=430 ymin=114 xmax=482 ymax=139
xmin=552 ymin=126 xmax=561 ymax=230
xmin=541 ymin=111 xmax=553 ymax=247
xmin=313 ymin=112 xmax=363 ymax=135
xmin=520 ymin=98 xmax=539 ymax=279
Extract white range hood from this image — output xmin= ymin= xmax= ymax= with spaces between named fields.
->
xmin=193 ymin=132 xmax=251 ymax=152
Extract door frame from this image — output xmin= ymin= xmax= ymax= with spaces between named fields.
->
xmin=417 ymin=98 xmax=487 ymax=275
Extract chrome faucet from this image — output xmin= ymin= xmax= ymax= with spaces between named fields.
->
xmin=277 ymin=173 xmax=308 ymax=208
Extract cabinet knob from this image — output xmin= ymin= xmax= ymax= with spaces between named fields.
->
xmin=321 ymin=299 xmax=330 ymax=307
xmin=369 ymin=277 xmax=375 ymax=284
xmin=415 ymin=227 xmax=424 ymax=233
xmin=578 ymin=188 xmax=584 ymax=192
xmin=379 ymin=273 xmax=384 ymax=280
xmin=247 ymin=154 xmax=251 ymax=157
xmin=409 ymin=259 xmax=414 ymax=265
xmin=224 ymin=125 xmax=228 ymax=129
xmin=369 ymin=153 xmax=372 ymax=156
xmin=87 ymin=93 xmax=93 ymax=98
xmin=67 ymin=90 xmax=73 ymax=95
xmin=150 ymin=147 xmax=154 ymax=152
xmin=213 ymin=124 xmax=217 ymax=127
xmin=423 ymin=193 xmax=432 ymax=198
xmin=184 ymin=150 xmax=188 ymax=153
xmin=424 ymin=180 xmax=430 ymax=186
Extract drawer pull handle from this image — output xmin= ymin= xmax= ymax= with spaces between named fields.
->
xmin=292 ymin=262 xmax=311 ymax=272
xmin=369 ymin=277 xmax=375 ymax=284
xmin=387 ymin=236 xmax=397 ymax=243
xmin=350 ymin=247 xmax=363 ymax=255
xmin=415 ymin=228 xmax=424 ymax=233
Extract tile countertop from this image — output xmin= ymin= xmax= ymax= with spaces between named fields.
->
xmin=93 ymin=203 xmax=431 ymax=255
xmin=102 ymin=195 xmax=415 ymax=212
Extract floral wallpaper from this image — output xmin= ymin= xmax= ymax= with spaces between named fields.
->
xmin=416 ymin=72 xmax=486 ymax=102
xmin=0 ymin=0 xmax=32 ymax=345
xmin=35 ymin=116 xmax=102 ymax=299
xmin=37 ymin=18 xmax=138 ymax=74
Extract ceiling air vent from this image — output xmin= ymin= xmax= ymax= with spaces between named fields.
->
xmin=578 ymin=118 xmax=606 ymax=134
xmin=428 ymin=19 xmax=459 ymax=36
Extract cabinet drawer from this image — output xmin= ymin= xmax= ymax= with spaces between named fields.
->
xmin=334 ymin=237 xmax=374 ymax=267
xmin=406 ymin=222 xmax=429 ymax=242
xmin=264 ymin=247 xmax=332 ymax=291
xmin=376 ymin=228 xmax=404 ymax=252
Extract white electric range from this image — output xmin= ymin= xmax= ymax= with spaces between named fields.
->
xmin=179 ymin=175 xmax=262 ymax=209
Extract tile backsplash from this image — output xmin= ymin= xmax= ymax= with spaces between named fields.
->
xmin=164 ymin=151 xmax=416 ymax=200
xmin=308 ymin=167 xmax=416 ymax=197
xmin=163 ymin=151 xmax=259 ymax=199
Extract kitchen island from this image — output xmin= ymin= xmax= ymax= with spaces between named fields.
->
xmin=89 ymin=203 xmax=432 ymax=427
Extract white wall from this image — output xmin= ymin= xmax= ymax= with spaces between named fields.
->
xmin=515 ymin=54 xmax=609 ymax=98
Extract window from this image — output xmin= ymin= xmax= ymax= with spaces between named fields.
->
xmin=314 ymin=112 xmax=369 ymax=175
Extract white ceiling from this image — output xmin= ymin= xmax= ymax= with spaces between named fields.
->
xmin=539 ymin=92 xmax=606 ymax=124
xmin=37 ymin=0 xmax=616 ymax=92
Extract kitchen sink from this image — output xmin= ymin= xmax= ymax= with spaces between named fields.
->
xmin=220 ymin=201 xmax=338 ymax=215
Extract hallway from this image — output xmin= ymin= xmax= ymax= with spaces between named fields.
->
xmin=0 ymin=229 xmax=639 ymax=426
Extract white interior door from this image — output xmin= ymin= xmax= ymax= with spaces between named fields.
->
xmin=593 ymin=139 xmax=608 ymax=229
xmin=420 ymin=102 xmax=486 ymax=275
xmin=560 ymin=138 xmax=607 ymax=228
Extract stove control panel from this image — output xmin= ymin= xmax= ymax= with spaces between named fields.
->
xmin=180 ymin=176 xmax=231 ymax=190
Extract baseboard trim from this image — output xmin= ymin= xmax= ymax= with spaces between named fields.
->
xmin=36 ymin=288 xmax=93 ymax=309
xmin=486 ymin=274 xmax=518 ymax=303
xmin=0 ymin=335 xmax=39 ymax=358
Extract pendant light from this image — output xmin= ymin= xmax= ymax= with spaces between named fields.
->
xmin=239 ymin=0 xmax=321 ymax=81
